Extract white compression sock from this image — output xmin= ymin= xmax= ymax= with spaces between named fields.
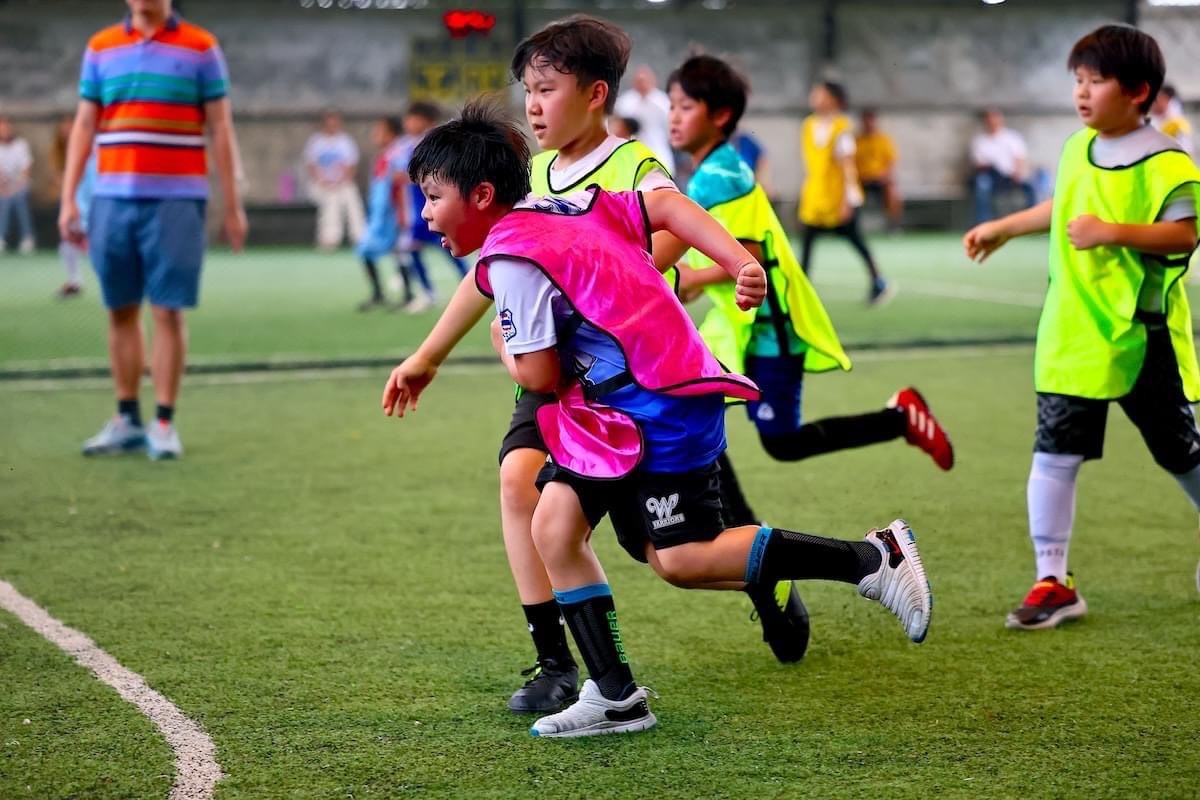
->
xmin=1172 ymin=462 xmax=1200 ymax=511
xmin=1027 ymin=452 xmax=1083 ymax=581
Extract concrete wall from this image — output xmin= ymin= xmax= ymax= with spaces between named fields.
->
xmin=2 ymin=0 xmax=1198 ymax=217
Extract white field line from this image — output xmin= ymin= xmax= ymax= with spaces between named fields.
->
xmin=0 ymin=344 xmax=1036 ymax=394
xmin=0 ymin=580 xmax=222 ymax=800
xmin=815 ymin=275 xmax=1046 ymax=308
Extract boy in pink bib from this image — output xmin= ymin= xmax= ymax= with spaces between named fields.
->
xmin=384 ymin=101 xmax=934 ymax=739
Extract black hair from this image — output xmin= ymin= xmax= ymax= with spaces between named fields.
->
xmin=404 ymin=101 xmax=442 ymax=122
xmin=380 ymin=116 xmax=402 ymax=136
xmin=407 ymin=98 xmax=531 ymax=206
xmin=819 ymin=80 xmax=848 ymax=110
xmin=510 ymin=15 xmax=632 ymax=114
xmin=619 ymin=116 xmax=640 ymax=136
xmin=1162 ymin=83 xmax=1178 ymax=100
xmin=1068 ymin=24 xmax=1165 ymax=114
xmin=667 ymin=54 xmax=749 ymax=137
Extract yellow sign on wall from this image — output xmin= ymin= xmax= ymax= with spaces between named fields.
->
xmin=410 ymin=38 xmax=509 ymax=103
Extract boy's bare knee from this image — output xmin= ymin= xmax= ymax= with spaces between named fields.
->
xmin=150 ymin=305 xmax=184 ymax=329
xmin=530 ymin=520 xmax=570 ymax=565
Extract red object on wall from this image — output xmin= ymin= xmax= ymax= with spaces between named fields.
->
xmin=443 ymin=10 xmax=496 ymax=38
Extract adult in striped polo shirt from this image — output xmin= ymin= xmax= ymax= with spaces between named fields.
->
xmin=59 ymin=0 xmax=247 ymax=460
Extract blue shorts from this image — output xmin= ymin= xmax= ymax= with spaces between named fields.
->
xmin=89 ymin=196 xmax=206 ymax=310
xmin=745 ymin=354 xmax=806 ymax=436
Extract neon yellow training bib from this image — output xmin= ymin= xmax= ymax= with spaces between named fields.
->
xmin=1037 ymin=127 xmax=1200 ymax=400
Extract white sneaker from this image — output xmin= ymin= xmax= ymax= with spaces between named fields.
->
xmin=403 ymin=294 xmax=434 ymax=314
xmin=81 ymin=415 xmax=146 ymax=455
xmin=146 ymin=421 xmax=183 ymax=461
xmin=18 ymin=238 xmax=35 ymax=255
xmin=857 ymin=519 xmax=932 ymax=643
xmin=530 ymin=679 xmax=656 ymax=738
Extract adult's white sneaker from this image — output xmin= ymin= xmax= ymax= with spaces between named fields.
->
xmin=81 ymin=415 xmax=146 ymax=455
xmin=147 ymin=421 xmax=183 ymax=461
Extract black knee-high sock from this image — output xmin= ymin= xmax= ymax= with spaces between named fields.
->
xmin=522 ymin=599 xmax=575 ymax=666
xmin=837 ymin=216 xmax=882 ymax=284
xmin=760 ymin=409 xmax=905 ymax=462
xmin=744 ymin=526 xmax=882 ymax=586
xmin=362 ymin=256 xmax=383 ymax=300
xmin=800 ymin=226 xmax=819 ymax=275
xmin=716 ymin=451 xmax=758 ymax=527
xmin=555 ymin=584 xmax=635 ymax=701
xmin=396 ymin=262 xmax=414 ymax=304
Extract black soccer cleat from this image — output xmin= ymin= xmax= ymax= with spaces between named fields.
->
xmin=507 ymin=658 xmax=579 ymax=714
xmin=748 ymin=580 xmax=811 ymax=663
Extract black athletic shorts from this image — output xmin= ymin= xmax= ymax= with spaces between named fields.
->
xmin=498 ymin=389 xmax=555 ymax=464
xmin=536 ymin=459 xmax=727 ymax=563
xmin=1035 ymin=319 xmax=1200 ymax=474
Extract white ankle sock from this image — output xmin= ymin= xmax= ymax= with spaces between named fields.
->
xmin=1172 ymin=463 xmax=1200 ymax=511
xmin=1028 ymin=452 xmax=1083 ymax=581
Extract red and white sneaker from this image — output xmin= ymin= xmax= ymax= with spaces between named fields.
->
xmin=888 ymin=387 xmax=954 ymax=471
xmin=1005 ymin=574 xmax=1087 ymax=630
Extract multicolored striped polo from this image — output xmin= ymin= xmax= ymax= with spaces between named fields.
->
xmin=80 ymin=13 xmax=229 ymax=199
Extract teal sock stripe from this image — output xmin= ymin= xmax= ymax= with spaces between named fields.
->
xmin=553 ymin=582 xmax=612 ymax=605
xmin=744 ymin=526 xmax=773 ymax=584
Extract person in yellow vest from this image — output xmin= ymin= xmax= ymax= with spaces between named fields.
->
xmin=1151 ymin=84 xmax=1194 ymax=159
xmin=379 ymin=15 xmax=809 ymax=715
xmin=964 ymin=24 xmax=1200 ymax=631
xmin=799 ymin=81 xmax=892 ymax=305
xmin=856 ymin=108 xmax=903 ymax=233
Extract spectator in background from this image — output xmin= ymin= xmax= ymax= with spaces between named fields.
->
xmin=856 ymin=108 xmax=903 ymax=232
xmin=971 ymin=108 xmax=1036 ymax=224
xmin=0 ymin=115 xmax=35 ymax=255
xmin=50 ymin=114 xmax=75 ymax=198
xmin=1151 ymin=84 xmax=1194 ymax=159
xmin=354 ymin=115 xmax=411 ymax=312
xmin=608 ymin=115 xmax=639 ymax=141
xmin=52 ymin=113 xmax=91 ymax=297
xmin=798 ymin=81 xmax=891 ymax=305
xmin=731 ymin=129 xmax=774 ymax=199
xmin=614 ymin=65 xmax=676 ymax=175
xmin=61 ymin=0 xmax=247 ymax=461
xmin=395 ymin=101 xmax=468 ymax=312
xmin=304 ymin=109 xmax=364 ymax=250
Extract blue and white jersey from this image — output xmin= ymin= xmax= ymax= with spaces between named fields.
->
xmin=488 ymin=193 xmax=726 ymax=473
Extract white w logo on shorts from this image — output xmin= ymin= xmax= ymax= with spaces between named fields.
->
xmin=645 ymin=494 xmax=685 ymax=530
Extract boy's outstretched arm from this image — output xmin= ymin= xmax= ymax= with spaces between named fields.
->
xmin=963 ymin=199 xmax=1053 ymax=263
xmin=642 ymin=190 xmax=766 ymax=309
xmin=1066 ymin=215 xmax=1197 ymax=255
xmin=381 ymin=269 xmax=492 ymax=417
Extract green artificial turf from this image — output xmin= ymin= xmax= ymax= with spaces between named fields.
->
xmin=0 ymin=233 xmax=1077 ymax=373
xmin=2 ymin=344 xmax=1198 ymax=798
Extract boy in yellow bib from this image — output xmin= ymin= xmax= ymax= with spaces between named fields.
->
xmin=964 ymin=24 xmax=1200 ymax=630
xmin=668 ymin=55 xmax=954 ymax=477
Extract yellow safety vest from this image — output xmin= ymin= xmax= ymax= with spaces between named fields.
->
xmin=532 ymin=139 xmax=667 ymax=195
xmin=799 ymin=114 xmax=854 ymax=227
xmin=1037 ymin=127 xmax=1200 ymax=399
xmin=687 ymin=143 xmax=851 ymax=375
